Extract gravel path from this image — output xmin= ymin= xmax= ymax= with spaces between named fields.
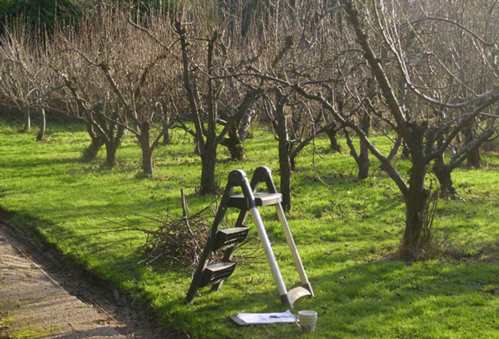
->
xmin=0 ymin=222 xmax=137 ymax=339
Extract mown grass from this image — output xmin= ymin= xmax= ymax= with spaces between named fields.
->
xmin=0 ymin=119 xmax=498 ymax=338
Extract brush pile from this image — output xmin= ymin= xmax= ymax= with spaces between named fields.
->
xmin=142 ymin=190 xmax=262 ymax=268
xmin=142 ymin=190 xmax=212 ymax=267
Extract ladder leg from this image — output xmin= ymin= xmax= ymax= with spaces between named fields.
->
xmin=234 ymin=208 xmax=248 ymax=227
xmin=250 ymin=207 xmax=289 ymax=300
xmin=276 ymin=203 xmax=314 ymax=295
xmin=185 ymin=240 xmax=211 ymax=302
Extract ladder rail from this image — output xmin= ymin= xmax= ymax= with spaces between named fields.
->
xmin=275 ymin=203 xmax=314 ymax=295
xmin=250 ymin=207 xmax=288 ymax=299
xmin=185 ymin=198 xmax=228 ymax=302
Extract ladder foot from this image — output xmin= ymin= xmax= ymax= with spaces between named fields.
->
xmin=282 ymin=285 xmax=314 ymax=308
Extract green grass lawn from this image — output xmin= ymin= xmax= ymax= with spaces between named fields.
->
xmin=0 ymin=120 xmax=498 ymax=338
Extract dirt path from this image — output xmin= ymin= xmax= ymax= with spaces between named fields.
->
xmin=0 ymin=221 xmax=169 ymax=339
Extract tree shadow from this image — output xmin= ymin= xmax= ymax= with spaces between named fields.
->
xmin=3 ymin=207 xmax=497 ymax=338
xmin=0 ymin=156 xmax=81 ymax=169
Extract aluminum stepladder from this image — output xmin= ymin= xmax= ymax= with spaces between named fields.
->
xmin=185 ymin=166 xmax=314 ymax=308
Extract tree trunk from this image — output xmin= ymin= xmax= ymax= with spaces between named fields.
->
xmin=104 ymin=142 xmax=118 ymax=168
xmin=193 ymin=135 xmax=201 ymax=155
xmin=82 ymin=135 xmax=104 ymax=162
xmin=279 ymin=138 xmax=292 ymax=211
xmin=222 ymin=129 xmax=244 ymax=161
xmin=401 ymin=184 xmax=429 ymax=260
xmin=138 ymin=122 xmax=154 ymax=177
xmin=432 ymin=154 xmax=456 ymax=198
xmin=326 ymin=125 xmax=341 ymax=153
xmin=467 ymin=146 xmax=481 ymax=168
xmin=162 ymin=128 xmax=170 ymax=145
xmin=23 ymin=110 xmax=31 ymax=132
xmin=290 ymin=153 xmax=297 ymax=172
xmin=162 ymin=115 xmax=171 ymax=145
xmin=140 ymin=141 xmax=153 ymax=177
xmin=400 ymin=129 xmax=429 ymax=260
xmin=464 ymin=126 xmax=481 ymax=168
xmin=401 ymin=142 xmax=410 ymax=159
xmin=357 ymin=112 xmax=370 ymax=180
xmin=275 ymin=98 xmax=292 ymax=211
xmin=200 ymin=141 xmax=217 ymax=195
xmin=238 ymin=108 xmax=256 ymax=140
xmin=357 ymin=153 xmax=369 ymax=180
xmin=36 ymin=108 xmax=46 ymax=141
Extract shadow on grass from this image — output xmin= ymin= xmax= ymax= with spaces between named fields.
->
xmin=2 ymin=208 xmax=497 ymax=339
xmin=153 ymin=253 xmax=498 ymax=338
xmin=0 ymin=156 xmax=82 ymax=169
xmin=307 ymin=260 xmax=497 ymax=337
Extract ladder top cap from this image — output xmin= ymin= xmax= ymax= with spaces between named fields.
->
xmin=228 ymin=169 xmax=247 ymax=177
xmin=228 ymin=169 xmax=249 ymax=184
xmin=253 ymin=166 xmax=273 ymax=179
xmin=228 ymin=192 xmax=282 ymax=207
xmin=254 ymin=166 xmax=272 ymax=174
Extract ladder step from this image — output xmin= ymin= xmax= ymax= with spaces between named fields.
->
xmin=227 ymin=192 xmax=282 ymax=209
xmin=214 ymin=227 xmax=249 ymax=251
xmin=285 ymin=286 xmax=313 ymax=307
xmin=200 ymin=262 xmax=236 ymax=287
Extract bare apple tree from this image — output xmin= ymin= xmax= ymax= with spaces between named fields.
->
xmin=248 ymin=0 xmax=498 ymax=258
xmin=337 ymin=0 xmax=499 ymax=257
xmin=173 ymin=4 xmax=264 ymax=194
xmin=55 ymin=8 xmax=178 ymax=174
xmin=0 ymin=29 xmax=54 ymax=140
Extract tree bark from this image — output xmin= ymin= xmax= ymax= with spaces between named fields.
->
xmin=401 ymin=142 xmax=410 ymax=159
xmin=36 ymin=108 xmax=46 ymax=141
xmin=467 ymin=146 xmax=481 ymax=168
xmin=105 ymin=123 xmax=125 ymax=168
xmin=275 ymin=97 xmax=292 ymax=211
xmin=138 ymin=124 xmax=154 ymax=177
xmin=82 ymin=135 xmax=104 ymax=162
xmin=200 ymin=141 xmax=217 ymax=195
xmin=238 ymin=108 xmax=256 ymax=140
xmin=222 ymin=129 xmax=244 ymax=161
xmin=463 ymin=127 xmax=481 ymax=168
xmin=401 ymin=183 xmax=429 ymax=260
xmin=357 ymin=151 xmax=369 ymax=179
xmin=279 ymin=138 xmax=292 ymax=211
xmin=23 ymin=110 xmax=31 ymax=132
xmin=193 ymin=135 xmax=202 ymax=155
xmin=326 ymin=125 xmax=341 ymax=153
xmin=140 ymin=142 xmax=153 ymax=177
xmin=162 ymin=114 xmax=171 ymax=145
xmin=357 ymin=112 xmax=370 ymax=180
xmin=104 ymin=142 xmax=118 ymax=168
xmin=432 ymin=154 xmax=456 ymax=198
xmin=289 ymin=153 xmax=297 ymax=172
xmin=400 ymin=128 xmax=429 ymax=260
